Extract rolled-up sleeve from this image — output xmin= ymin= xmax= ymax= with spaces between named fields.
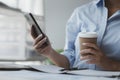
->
xmin=62 ymin=8 xmax=82 ymax=68
xmin=62 ymin=49 xmax=75 ymax=68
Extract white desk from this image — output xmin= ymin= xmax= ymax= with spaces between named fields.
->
xmin=0 ymin=70 xmax=119 ymax=80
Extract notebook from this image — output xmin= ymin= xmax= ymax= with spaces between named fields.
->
xmin=30 ymin=65 xmax=120 ymax=77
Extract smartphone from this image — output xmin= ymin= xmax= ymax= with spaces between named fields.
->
xmin=24 ymin=13 xmax=45 ymax=38
xmin=24 ymin=13 xmax=48 ymax=47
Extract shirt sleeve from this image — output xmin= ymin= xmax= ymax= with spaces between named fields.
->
xmin=62 ymin=8 xmax=82 ymax=68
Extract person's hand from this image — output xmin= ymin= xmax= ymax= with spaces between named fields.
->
xmin=80 ymin=43 xmax=116 ymax=70
xmin=31 ymin=25 xmax=53 ymax=57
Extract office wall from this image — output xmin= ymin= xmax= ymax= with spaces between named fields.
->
xmin=44 ymin=0 xmax=93 ymax=49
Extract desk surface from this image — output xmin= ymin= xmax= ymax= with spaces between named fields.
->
xmin=0 ymin=70 xmax=118 ymax=80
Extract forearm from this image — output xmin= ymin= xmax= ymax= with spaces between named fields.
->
xmin=110 ymin=60 xmax=120 ymax=71
xmin=100 ymin=58 xmax=120 ymax=71
xmin=46 ymin=49 xmax=70 ymax=69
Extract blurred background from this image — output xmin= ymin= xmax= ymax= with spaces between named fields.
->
xmin=0 ymin=0 xmax=92 ymax=66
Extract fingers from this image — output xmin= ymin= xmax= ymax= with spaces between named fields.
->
xmin=86 ymin=59 xmax=97 ymax=64
xmin=34 ymin=34 xmax=43 ymax=45
xmin=80 ymin=48 xmax=97 ymax=56
xmin=80 ymin=51 xmax=97 ymax=64
xmin=82 ymin=43 xmax=99 ymax=50
xmin=34 ymin=37 xmax=47 ymax=49
xmin=80 ymin=47 xmax=104 ymax=65
xmin=80 ymin=54 xmax=95 ymax=60
xmin=80 ymin=43 xmax=100 ymax=56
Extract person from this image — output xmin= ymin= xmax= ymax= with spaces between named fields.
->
xmin=31 ymin=0 xmax=120 ymax=71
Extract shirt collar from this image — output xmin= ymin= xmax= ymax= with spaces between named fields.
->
xmin=94 ymin=0 xmax=105 ymax=7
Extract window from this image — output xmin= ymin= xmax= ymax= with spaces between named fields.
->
xmin=0 ymin=7 xmax=27 ymax=60
xmin=0 ymin=2 xmax=45 ymax=61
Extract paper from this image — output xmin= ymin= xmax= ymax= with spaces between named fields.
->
xmin=67 ymin=69 xmax=120 ymax=77
xmin=30 ymin=65 xmax=64 ymax=74
xmin=30 ymin=65 xmax=120 ymax=77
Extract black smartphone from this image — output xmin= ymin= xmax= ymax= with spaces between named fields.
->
xmin=24 ymin=13 xmax=45 ymax=38
xmin=24 ymin=13 xmax=48 ymax=47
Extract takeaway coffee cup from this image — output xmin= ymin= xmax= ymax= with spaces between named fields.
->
xmin=79 ymin=32 xmax=97 ymax=56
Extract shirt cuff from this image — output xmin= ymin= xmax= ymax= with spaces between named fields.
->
xmin=62 ymin=49 xmax=75 ymax=68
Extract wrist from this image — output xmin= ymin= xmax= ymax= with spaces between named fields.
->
xmin=45 ymin=48 xmax=56 ymax=58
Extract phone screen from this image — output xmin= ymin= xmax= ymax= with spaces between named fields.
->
xmin=24 ymin=13 xmax=44 ymax=37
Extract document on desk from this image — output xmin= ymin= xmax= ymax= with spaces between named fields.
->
xmin=30 ymin=65 xmax=120 ymax=77
xmin=67 ymin=70 xmax=120 ymax=77
xmin=30 ymin=65 xmax=64 ymax=74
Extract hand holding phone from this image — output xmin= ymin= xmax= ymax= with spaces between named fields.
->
xmin=24 ymin=13 xmax=48 ymax=48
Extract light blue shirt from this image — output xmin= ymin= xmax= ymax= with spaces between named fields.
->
xmin=63 ymin=0 xmax=120 ymax=70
